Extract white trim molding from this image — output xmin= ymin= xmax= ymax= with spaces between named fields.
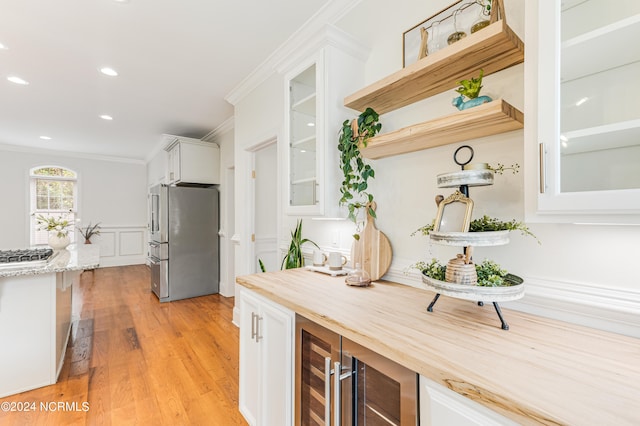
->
xmin=202 ymin=117 xmax=235 ymax=142
xmin=225 ymin=0 xmax=365 ymax=106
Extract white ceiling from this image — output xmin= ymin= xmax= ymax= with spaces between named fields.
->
xmin=0 ymin=0 xmax=329 ymax=161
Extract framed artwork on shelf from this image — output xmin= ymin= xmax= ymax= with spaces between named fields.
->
xmin=433 ymin=190 xmax=474 ymax=233
xmin=402 ymin=0 xmax=497 ymax=68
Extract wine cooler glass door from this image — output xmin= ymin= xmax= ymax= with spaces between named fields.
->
xmin=342 ymin=338 xmax=418 ymax=426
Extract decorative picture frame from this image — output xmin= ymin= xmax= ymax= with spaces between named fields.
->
xmin=402 ymin=0 xmax=497 ymax=68
xmin=433 ymin=190 xmax=474 ymax=233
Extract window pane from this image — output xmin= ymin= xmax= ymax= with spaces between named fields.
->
xmin=30 ymin=166 xmax=77 ymax=246
xmin=32 ymin=167 xmax=76 ymax=178
xmin=36 ymin=196 xmax=49 ymax=209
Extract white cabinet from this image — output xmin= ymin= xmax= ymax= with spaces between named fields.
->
xmin=419 ymin=376 xmax=518 ymax=426
xmin=164 ymin=136 xmax=220 ymax=185
xmin=282 ymin=27 xmax=367 ymax=216
xmin=530 ymin=0 xmax=640 ymax=221
xmin=238 ymin=287 xmax=294 ymax=426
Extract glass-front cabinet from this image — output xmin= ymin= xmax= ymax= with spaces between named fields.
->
xmin=287 ymin=62 xmax=319 ymax=210
xmin=535 ymin=0 xmax=640 ymax=219
xmin=282 ymin=28 xmax=367 ymax=216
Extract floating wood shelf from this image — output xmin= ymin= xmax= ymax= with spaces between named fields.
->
xmin=360 ymin=99 xmax=523 ymax=160
xmin=344 ymin=20 xmax=524 ymax=115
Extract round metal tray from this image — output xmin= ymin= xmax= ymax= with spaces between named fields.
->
xmin=429 ymin=230 xmax=510 ymax=246
xmin=437 ymin=169 xmax=494 ymax=188
xmin=422 ymin=273 xmax=524 ymax=302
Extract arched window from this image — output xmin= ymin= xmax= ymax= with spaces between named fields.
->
xmin=30 ymin=166 xmax=78 ymax=245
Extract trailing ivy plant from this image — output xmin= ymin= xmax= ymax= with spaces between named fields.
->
xmin=338 ymin=107 xmax=382 ymax=239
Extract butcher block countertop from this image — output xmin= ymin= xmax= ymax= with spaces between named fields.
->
xmin=236 ymin=268 xmax=640 ymax=426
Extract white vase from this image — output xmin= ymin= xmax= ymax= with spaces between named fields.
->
xmin=48 ymin=234 xmax=71 ymax=250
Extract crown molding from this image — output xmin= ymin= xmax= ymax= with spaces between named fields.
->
xmin=202 ymin=116 xmax=235 ymax=142
xmin=225 ymin=0 xmax=365 ymax=106
xmin=274 ymin=23 xmax=371 ymax=75
xmin=0 ymin=142 xmax=146 ymax=165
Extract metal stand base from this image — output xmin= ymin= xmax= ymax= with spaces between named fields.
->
xmin=427 ymin=294 xmax=510 ymax=330
xmin=427 ymin=293 xmax=440 ymax=312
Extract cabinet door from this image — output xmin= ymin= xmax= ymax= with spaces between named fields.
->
xmin=419 ymin=376 xmax=518 ymax=426
xmin=239 ymin=288 xmax=294 ymax=426
xmin=536 ymin=0 xmax=640 ymax=218
xmin=285 ymin=56 xmax=321 ymax=215
xmin=238 ymin=290 xmax=261 ymax=426
xmin=168 ymin=144 xmax=181 ymax=184
xmin=260 ymin=299 xmax=294 ymax=426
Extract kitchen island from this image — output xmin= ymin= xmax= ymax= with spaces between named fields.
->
xmin=237 ymin=268 xmax=640 ymax=425
xmin=0 ymin=245 xmax=100 ymax=398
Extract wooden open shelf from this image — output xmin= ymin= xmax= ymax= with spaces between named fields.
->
xmin=360 ymin=99 xmax=523 ymax=160
xmin=344 ymin=20 xmax=524 ymax=115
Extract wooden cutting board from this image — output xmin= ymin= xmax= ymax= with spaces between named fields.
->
xmin=351 ymin=202 xmax=392 ymax=281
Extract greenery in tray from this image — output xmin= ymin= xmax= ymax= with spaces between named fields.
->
xmin=412 ymin=259 xmax=445 ymax=281
xmin=416 ymin=258 xmax=523 ymax=287
xmin=412 ymin=215 xmax=539 ymax=244
xmin=338 ymin=107 xmax=382 ymax=239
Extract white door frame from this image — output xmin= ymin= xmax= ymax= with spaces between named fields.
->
xmin=245 ymin=135 xmax=280 ymax=274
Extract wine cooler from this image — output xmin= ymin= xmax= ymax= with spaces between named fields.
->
xmin=296 ymin=315 xmax=418 ymax=425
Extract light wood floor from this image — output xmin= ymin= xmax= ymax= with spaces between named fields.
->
xmin=0 ymin=265 xmax=248 ymax=425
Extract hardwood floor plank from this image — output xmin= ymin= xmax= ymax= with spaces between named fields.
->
xmin=0 ymin=265 xmax=247 ymax=425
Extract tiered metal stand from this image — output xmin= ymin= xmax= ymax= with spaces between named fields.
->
xmin=423 ymin=146 xmax=524 ymax=330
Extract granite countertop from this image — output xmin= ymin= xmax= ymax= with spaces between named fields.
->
xmin=237 ymin=268 xmax=640 ymax=426
xmin=0 ymin=244 xmax=100 ymax=278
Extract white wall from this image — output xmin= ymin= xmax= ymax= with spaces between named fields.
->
xmin=233 ymin=72 xmax=284 ymax=305
xmin=230 ymin=0 xmax=639 ymax=335
xmin=0 ymin=146 xmax=148 ymax=266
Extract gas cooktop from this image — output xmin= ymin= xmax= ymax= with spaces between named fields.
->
xmin=0 ymin=248 xmax=54 ymax=269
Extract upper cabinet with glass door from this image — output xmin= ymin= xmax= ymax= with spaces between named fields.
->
xmin=283 ymin=28 xmax=367 ymax=216
xmin=288 ymin=63 xmax=318 ymax=211
xmin=535 ymin=0 xmax=640 ymax=220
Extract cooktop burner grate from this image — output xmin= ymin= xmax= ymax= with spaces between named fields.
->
xmin=0 ymin=248 xmax=54 ymax=264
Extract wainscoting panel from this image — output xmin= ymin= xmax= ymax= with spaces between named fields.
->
xmin=90 ymin=225 xmax=147 ymax=267
xmin=119 ymin=231 xmax=144 ymax=256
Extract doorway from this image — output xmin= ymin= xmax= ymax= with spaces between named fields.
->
xmin=252 ymin=139 xmax=278 ymax=272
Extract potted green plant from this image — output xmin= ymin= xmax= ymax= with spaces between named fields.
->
xmin=77 ymin=222 xmax=101 ymax=244
xmin=281 ymin=219 xmax=319 ymax=269
xmin=452 ymin=69 xmax=492 ymax=110
xmin=338 ymin=107 xmax=382 ymax=239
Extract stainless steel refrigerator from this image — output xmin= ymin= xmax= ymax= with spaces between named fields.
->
xmin=148 ymin=184 xmax=219 ymax=302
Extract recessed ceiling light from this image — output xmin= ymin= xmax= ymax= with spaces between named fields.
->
xmin=113 ymin=0 xmax=130 ymax=3
xmin=100 ymin=115 xmax=113 ymax=120
xmin=40 ymin=136 xmax=52 ymax=140
xmin=0 ymin=42 xmax=7 ymax=50
xmin=7 ymin=76 xmax=29 ymax=85
xmin=100 ymin=67 xmax=118 ymax=77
